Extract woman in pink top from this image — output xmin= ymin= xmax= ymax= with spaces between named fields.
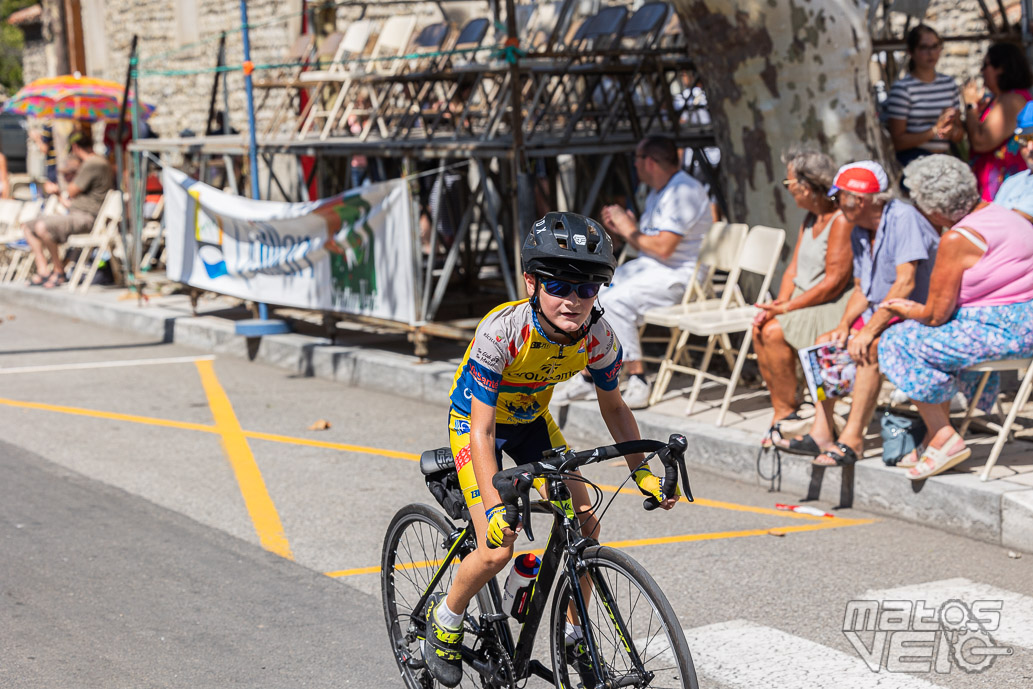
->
xmin=964 ymin=42 xmax=1033 ymax=201
xmin=878 ymin=155 xmax=1033 ymax=479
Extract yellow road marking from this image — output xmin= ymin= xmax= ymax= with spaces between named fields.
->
xmin=0 ymin=397 xmax=216 ymax=434
xmin=246 ymin=430 xmax=420 ymax=460
xmin=326 ymin=518 xmax=875 ymax=578
xmin=0 ymin=397 xmax=418 ymax=461
xmin=195 ymin=360 xmax=294 ymax=560
xmin=0 ymin=392 xmax=876 ymax=572
xmin=594 ymin=483 xmax=847 ymax=521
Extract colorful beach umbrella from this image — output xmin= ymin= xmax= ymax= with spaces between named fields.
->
xmin=2 ymin=74 xmax=156 ymax=121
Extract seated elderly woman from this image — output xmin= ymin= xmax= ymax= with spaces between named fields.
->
xmin=879 ymin=154 xmax=1033 ymax=480
xmin=753 ymin=149 xmax=853 ymax=442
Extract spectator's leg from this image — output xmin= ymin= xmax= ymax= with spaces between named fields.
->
xmin=814 ymin=336 xmax=883 ymax=463
xmin=912 ymin=400 xmax=953 ymax=449
xmin=36 ymin=227 xmax=65 ymax=278
xmin=753 ymin=318 xmax=799 ymax=424
xmin=24 ymin=221 xmax=51 ymax=277
xmin=808 ymin=398 xmax=837 ymax=448
xmin=598 ymin=278 xmax=646 ymax=374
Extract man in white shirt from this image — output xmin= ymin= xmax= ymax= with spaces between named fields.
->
xmin=554 ymin=135 xmax=711 ymax=408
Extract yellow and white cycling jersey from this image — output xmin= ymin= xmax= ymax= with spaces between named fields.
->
xmin=448 ymin=299 xmax=622 ymax=425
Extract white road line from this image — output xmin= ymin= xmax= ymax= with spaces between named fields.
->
xmin=0 ymin=355 xmax=216 ymax=375
xmin=863 ymin=578 xmax=1033 ymax=650
xmin=682 ymin=620 xmax=945 ymax=689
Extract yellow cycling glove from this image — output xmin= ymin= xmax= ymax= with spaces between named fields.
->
xmin=633 ymin=467 xmax=681 ymax=503
xmin=485 ymin=504 xmax=513 ymax=548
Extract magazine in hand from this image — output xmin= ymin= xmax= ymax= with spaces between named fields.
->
xmin=798 ymin=342 xmax=856 ymax=401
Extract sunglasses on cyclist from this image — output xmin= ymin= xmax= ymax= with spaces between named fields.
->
xmin=540 ymin=278 xmax=603 ymax=299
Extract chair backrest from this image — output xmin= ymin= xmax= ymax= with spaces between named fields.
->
xmin=340 ymin=20 xmax=374 ymax=59
xmin=0 ymin=199 xmax=22 ymax=231
xmin=720 ymin=224 xmax=786 ymax=307
xmin=413 ymin=22 xmax=449 ymax=51
xmin=89 ymin=190 xmax=124 ymax=237
xmin=313 ymin=31 xmax=344 ymax=68
xmin=455 ymin=17 xmax=489 ymax=50
xmin=373 ymin=15 xmax=418 ymax=59
xmin=678 ymin=221 xmax=747 ymax=305
xmin=16 ymin=199 xmax=42 ymax=225
xmin=710 ymin=222 xmax=748 ymax=273
xmin=621 ymin=1 xmax=670 ymax=44
xmin=42 ymin=194 xmax=61 ymax=216
xmin=287 ymin=33 xmax=314 ymax=62
xmin=368 ymin=15 xmax=418 ymax=75
xmin=575 ymin=6 xmax=628 ymax=49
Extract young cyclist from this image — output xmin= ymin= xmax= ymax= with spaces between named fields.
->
xmin=423 ymin=212 xmax=680 ymax=687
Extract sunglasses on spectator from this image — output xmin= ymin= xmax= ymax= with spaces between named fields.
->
xmin=916 ymin=42 xmax=942 ymax=52
xmin=541 ymin=278 xmax=603 ymax=299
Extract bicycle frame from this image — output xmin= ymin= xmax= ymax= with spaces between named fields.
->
xmin=409 ymin=477 xmax=651 ymax=687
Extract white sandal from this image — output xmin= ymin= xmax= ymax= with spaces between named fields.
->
xmin=908 ymin=433 xmax=971 ymax=480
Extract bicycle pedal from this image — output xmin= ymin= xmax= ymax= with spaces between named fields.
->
xmin=399 ymin=648 xmax=426 ymax=670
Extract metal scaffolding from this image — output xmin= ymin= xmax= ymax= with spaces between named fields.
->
xmin=128 ymin=0 xmax=718 ymax=349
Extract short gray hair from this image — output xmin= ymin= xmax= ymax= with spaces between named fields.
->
xmin=781 ymin=148 xmax=836 ymax=195
xmin=903 ymin=154 xmax=981 ymax=223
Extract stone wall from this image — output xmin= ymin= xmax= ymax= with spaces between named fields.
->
xmin=882 ymin=0 xmax=1026 ymax=87
xmin=94 ymin=0 xmax=300 ymax=140
xmin=20 ymin=41 xmax=48 ymax=87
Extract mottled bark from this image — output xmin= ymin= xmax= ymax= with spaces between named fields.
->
xmin=671 ymin=0 xmax=891 ymax=229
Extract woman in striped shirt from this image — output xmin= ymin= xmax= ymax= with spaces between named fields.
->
xmin=884 ymin=25 xmax=963 ymax=167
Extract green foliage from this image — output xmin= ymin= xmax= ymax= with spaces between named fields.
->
xmin=0 ymin=0 xmax=40 ymax=94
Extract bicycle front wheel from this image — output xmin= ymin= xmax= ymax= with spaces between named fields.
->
xmin=381 ymin=503 xmax=491 ymax=689
xmin=549 ymin=546 xmax=698 ymax=689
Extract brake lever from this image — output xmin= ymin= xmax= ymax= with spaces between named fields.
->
xmin=509 ymin=471 xmax=535 ymax=542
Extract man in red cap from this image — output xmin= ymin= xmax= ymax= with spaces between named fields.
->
xmin=777 ymin=160 xmax=940 ymax=467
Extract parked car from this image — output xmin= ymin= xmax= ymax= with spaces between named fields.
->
xmin=0 ymin=112 xmax=29 ymax=173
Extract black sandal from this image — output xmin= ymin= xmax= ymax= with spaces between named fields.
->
xmin=777 ymin=433 xmax=823 ymax=457
xmin=27 ymin=272 xmax=51 ymax=287
xmin=812 ymin=442 xmax=859 ymax=467
xmin=761 ymin=411 xmax=806 ymax=448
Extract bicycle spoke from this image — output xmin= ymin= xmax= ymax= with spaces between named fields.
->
xmin=551 ymin=546 xmax=697 ymax=689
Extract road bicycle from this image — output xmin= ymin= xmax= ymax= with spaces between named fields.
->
xmin=381 ymin=434 xmax=699 ymax=688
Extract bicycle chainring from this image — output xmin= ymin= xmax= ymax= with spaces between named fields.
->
xmin=477 ymin=634 xmax=517 ymax=689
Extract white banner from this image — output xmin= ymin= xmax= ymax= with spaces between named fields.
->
xmin=163 ymin=168 xmax=419 ymax=324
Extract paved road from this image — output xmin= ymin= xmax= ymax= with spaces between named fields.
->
xmin=1 ymin=303 xmax=1031 ymax=688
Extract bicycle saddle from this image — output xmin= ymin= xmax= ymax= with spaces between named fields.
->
xmin=420 ymin=447 xmax=455 ymax=476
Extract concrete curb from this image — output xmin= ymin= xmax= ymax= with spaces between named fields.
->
xmin=2 ymin=284 xmax=1030 ymax=552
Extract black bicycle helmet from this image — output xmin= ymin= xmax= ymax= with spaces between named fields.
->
xmin=521 ymin=212 xmax=616 ymax=284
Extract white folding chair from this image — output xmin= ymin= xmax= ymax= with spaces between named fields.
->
xmin=65 ymin=190 xmax=124 ymax=292
xmin=296 ymin=22 xmax=374 ymax=138
xmin=649 ymin=225 xmax=785 ymax=426
xmin=643 ymin=221 xmax=748 ymax=403
xmin=958 ymin=358 xmax=1033 ymax=481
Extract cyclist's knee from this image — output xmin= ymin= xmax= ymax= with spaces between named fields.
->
xmin=477 ymin=543 xmax=514 ymax=573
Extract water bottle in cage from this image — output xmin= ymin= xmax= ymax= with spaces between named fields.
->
xmin=501 ymin=553 xmax=540 ymax=622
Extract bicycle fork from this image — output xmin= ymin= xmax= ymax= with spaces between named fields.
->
xmin=566 ymin=554 xmax=654 ymax=689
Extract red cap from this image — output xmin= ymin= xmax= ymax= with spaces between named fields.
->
xmin=829 ymin=161 xmax=888 ymax=196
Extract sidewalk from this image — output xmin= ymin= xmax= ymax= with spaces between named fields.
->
xmin=2 ymin=280 xmax=1031 ymax=553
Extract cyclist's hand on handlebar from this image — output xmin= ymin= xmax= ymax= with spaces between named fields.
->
xmin=485 ymin=504 xmax=520 ymax=548
xmin=633 ymin=468 xmax=681 ymax=510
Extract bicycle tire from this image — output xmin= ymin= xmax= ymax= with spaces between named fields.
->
xmin=381 ymin=503 xmax=492 ymax=689
xmin=548 ymin=546 xmax=698 ymax=689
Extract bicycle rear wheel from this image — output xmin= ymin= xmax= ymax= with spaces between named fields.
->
xmin=381 ymin=503 xmax=491 ymax=689
xmin=549 ymin=546 xmax=698 ymax=689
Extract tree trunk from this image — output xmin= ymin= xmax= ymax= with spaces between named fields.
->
xmin=670 ymin=0 xmax=891 ymax=230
